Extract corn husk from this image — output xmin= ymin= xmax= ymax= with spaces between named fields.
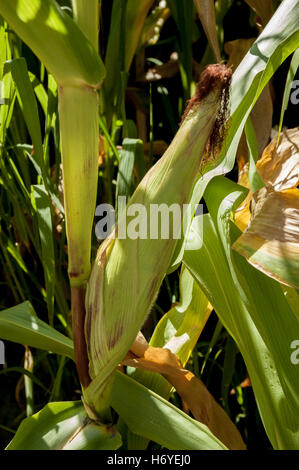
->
xmin=84 ymin=65 xmax=232 ymax=418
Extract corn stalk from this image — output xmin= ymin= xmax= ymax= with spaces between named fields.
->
xmin=0 ymin=0 xmax=105 ymax=389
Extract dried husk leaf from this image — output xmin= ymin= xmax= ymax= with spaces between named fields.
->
xmin=233 ymin=187 xmax=299 ymax=289
xmin=256 ymin=127 xmax=299 ymax=191
xmin=123 ymin=345 xmax=246 ymax=450
xmin=235 ymin=127 xmax=299 ymax=231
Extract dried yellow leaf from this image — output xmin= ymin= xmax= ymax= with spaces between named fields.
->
xmin=123 ymin=345 xmax=246 ymax=450
xmin=233 ymin=188 xmax=299 ymax=289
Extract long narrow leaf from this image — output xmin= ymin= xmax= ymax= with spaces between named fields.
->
xmin=183 ymin=177 xmax=299 ymax=449
xmin=0 ymin=301 xmax=74 ymax=359
xmin=0 ymin=0 xmax=105 ymax=87
xmin=6 ymin=401 xmax=121 ymax=450
xmin=112 ymin=371 xmax=227 ymax=450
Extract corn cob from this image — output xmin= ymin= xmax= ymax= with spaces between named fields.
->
xmin=84 ymin=64 xmax=232 ymax=418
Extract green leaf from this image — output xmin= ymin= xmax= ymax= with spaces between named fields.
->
xmin=111 ymin=371 xmax=227 ymax=450
xmin=8 ymin=60 xmax=61 ymax=221
xmin=102 ymin=0 xmax=128 ymax=127
xmin=0 ymin=301 xmax=74 ymax=359
xmin=167 ymin=0 xmax=194 ymax=99
xmin=116 ymin=138 xmax=141 ymax=215
xmin=32 ymin=185 xmax=55 ymax=325
xmin=5 ymin=58 xmax=45 ymax=180
xmin=0 ymin=0 xmax=105 ymax=87
xmin=126 ymin=265 xmax=211 ymax=449
xmin=0 ymin=19 xmax=15 ymax=145
xmin=43 ymin=73 xmax=58 ymax=165
xmin=6 ymin=401 xmax=121 ymax=450
xmin=182 ymin=176 xmax=299 ymax=449
xmin=5 ymin=235 xmax=29 ymax=274
xmin=244 ymin=116 xmax=265 ymax=192
xmin=72 ymin=0 xmax=99 ymax=50
xmin=283 ymin=286 xmax=299 ymax=322
xmin=278 ymin=48 xmax=299 ymax=139
xmin=221 ymin=336 xmax=238 ymax=413
xmin=28 ymin=71 xmax=48 ymax=115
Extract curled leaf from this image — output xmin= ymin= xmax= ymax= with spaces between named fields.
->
xmin=234 ymin=129 xmax=299 ymax=288
xmin=233 ymin=187 xmax=299 ymax=289
xmin=130 ymin=331 xmax=149 ymax=357
xmin=235 ymin=127 xmax=299 ymax=231
xmin=256 ymin=127 xmax=299 ymax=191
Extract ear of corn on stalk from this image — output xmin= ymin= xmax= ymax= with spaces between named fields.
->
xmin=84 ymin=65 xmax=232 ymax=419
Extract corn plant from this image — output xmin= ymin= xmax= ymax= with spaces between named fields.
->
xmin=0 ymin=0 xmax=298 ymax=450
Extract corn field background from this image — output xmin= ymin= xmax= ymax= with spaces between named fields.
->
xmin=0 ymin=0 xmax=298 ymax=451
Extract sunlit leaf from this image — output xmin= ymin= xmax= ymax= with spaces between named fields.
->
xmin=6 ymin=401 xmax=121 ymax=450
xmin=125 ymin=0 xmax=155 ymax=71
xmin=224 ymin=38 xmax=273 ymax=171
xmin=0 ymin=0 xmax=105 ymax=87
xmin=278 ymin=49 xmax=299 ymax=138
xmin=0 ymin=301 xmax=74 ymax=359
xmin=183 ymin=176 xmax=299 ymax=449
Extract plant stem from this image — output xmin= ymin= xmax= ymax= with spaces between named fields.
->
xmin=71 ymin=285 xmax=90 ymax=388
xmin=58 ymin=85 xmax=99 ymax=286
